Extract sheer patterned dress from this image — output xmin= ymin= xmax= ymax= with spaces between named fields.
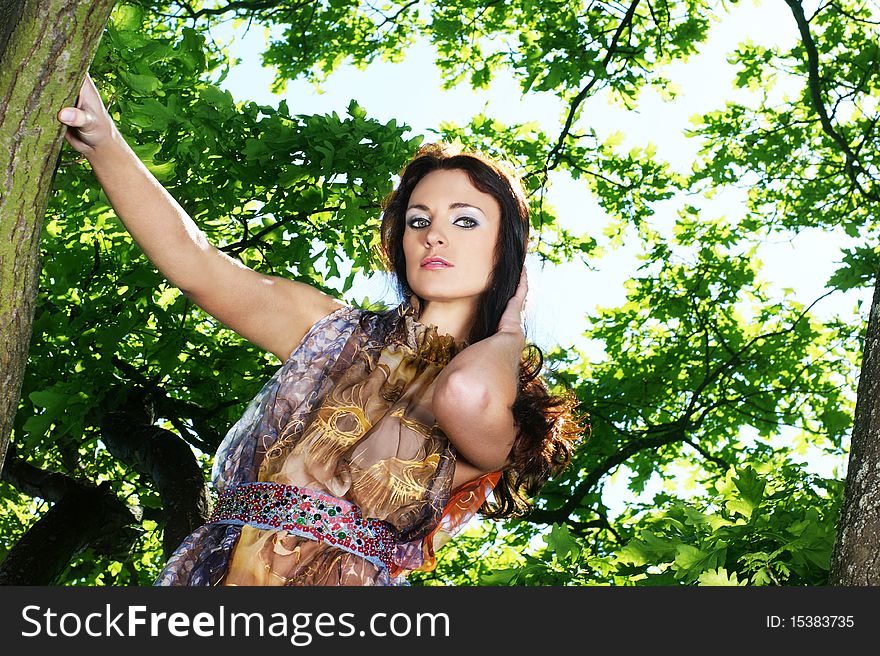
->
xmin=154 ymin=302 xmax=501 ymax=586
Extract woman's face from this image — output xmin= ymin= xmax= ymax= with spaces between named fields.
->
xmin=402 ymin=168 xmax=501 ymax=309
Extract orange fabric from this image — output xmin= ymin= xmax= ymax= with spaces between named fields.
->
xmin=391 ymin=470 xmax=502 ymax=577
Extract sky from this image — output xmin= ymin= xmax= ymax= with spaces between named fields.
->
xmin=206 ymin=0 xmax=867 ymax=516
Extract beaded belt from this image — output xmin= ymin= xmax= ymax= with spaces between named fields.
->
xmin=207 ymin=482 xmax=397 ymax=573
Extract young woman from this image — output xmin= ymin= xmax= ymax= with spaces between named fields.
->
xmin=57 ymin=74 xmax=583 ymax=586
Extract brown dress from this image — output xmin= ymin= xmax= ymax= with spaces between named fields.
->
xmin=154 ymin=302 xmax=501 ymax=586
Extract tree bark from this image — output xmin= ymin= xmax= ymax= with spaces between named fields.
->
xmin=0 ymin=0 xmax=116 ymax=474
xmin=828 ymin=269 xmax=880 ymax=584
xmin=0 ymin=1 xmax=26 ymax=62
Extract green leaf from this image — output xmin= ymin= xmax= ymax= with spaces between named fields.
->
xmin=145 ymin=160 xmax=177 ymax=181
xmin=725 ymin=498 xmax=756 ymax=519
xmin=139 ymin=493 xmax=162 ymax=510
xmin=29 ymin=389 xmax=68 ymax=409
xmin=674 ymin=544 xmax=708 ymax=573
xmin=733 ymin=467 xmax=765 ymax=508
xmin=479 ymin=569 xmax=518 ymax=585
xmin=118 ymin=71 xmax=161 ymax=96
xmin=698 ymin=567 xmax=745 ymax=586
xmin=347 ymin=99 xmax=367 ymax=121
xmin=130 ymin=142 xmax=162 ymax=160
xmin=544 ymin=523 xmax=581 ymax=563
xmin=112 ymin=3 xmax=143 ymax=32
xmin=153 ymin=285 xmax=181 ymax=309
xmin=198 ymin=84 xmax=235 ymax=116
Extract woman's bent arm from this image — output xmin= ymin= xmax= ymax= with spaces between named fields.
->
xmin=432 ymin=330 xmax=522 ymax=473
xmin=432 ymin=270 xmax=530 ymax=473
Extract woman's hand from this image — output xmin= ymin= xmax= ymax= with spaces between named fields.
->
xmin=57 ymin=72 xmax=118 ymax=156
xmin=496 ymin=268 xmax=528 ymax=338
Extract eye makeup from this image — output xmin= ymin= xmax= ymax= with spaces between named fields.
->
xmin=406 ymin=216 xmax=480 ymax=230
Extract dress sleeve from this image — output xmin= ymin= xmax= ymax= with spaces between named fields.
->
xmin=211 ymin=304 xmax=359 ymax=492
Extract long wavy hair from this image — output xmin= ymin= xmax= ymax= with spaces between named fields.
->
xmin=379 ymin=142 xmax=587 ymax=518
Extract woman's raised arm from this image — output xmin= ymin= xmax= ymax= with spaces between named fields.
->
xmin=57 ymin=73 xmax=343 ymax=361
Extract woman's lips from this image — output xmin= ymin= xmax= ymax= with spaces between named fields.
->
xmin=420 ymin=257 xmax=453 ymax=269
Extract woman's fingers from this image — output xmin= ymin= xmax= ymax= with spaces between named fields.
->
xmin=78 ymin=72 xmax=105 ymax=110
xmin=496 ymin=269 xmax=529 ymax=335
xmin=56 ymin=73 xmax=115 ymax=153
xmin=57 ymin=106 xmax=90 ymax=128
xmin=510 ymin=269 xmax=528 ymax=308
xmin=57 ymin=104 xmax=100 ymax=153
xmin=508 ymin=270 xmax=528 ymax=309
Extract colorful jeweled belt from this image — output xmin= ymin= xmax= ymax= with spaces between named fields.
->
xmin=206 ymin=482 xmax=397 ymax=573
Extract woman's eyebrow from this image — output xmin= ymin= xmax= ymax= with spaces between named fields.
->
xmin=406 ymin=202 xmax=485 ymax=214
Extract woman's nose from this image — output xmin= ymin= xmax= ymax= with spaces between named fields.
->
xmin=425 ymin=221 xmax=446 ymax=246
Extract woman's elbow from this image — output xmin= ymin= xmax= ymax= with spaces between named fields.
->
xmin=434 ymin=370 xmax=491 ymax=420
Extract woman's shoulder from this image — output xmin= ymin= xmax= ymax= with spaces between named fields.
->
xmin=291 ymin=301 xmax=429 ymax=362
xmin=302 ymin=302 xmax=366 ymax=341
xmin=289 ymin=301 xmax=408 ymax=353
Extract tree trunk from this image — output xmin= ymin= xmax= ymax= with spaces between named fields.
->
xmin=828 ymin=269 xmax=880 ymax=584
xmin=0 ymin=0 xmax=116 ymax=474
xmin=0 ymin=1 xmax=26 ymax=61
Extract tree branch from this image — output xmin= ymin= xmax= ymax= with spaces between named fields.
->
xmin=0 ymin=452 xmax=140 ymax=585
xmin=524 ymin=418 xmax=688 ymax=523
xmin=785 ymin=0 xmax=879 ymax=202
xmin=0 ymin=442 xmax=77 ymax=502
xmin=101 ymin=386 xmax=211 ymax=559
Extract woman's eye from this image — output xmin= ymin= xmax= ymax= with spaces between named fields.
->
xmin=407 ymin=216 xmax=478 ymax=229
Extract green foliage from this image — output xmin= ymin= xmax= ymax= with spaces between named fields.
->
xmin=0 ymin=483 xmax=45 ymax=564
xmin=5 ymin=0 xmax=877 ymax=586
xmin=614 ymin=463 xmax=840 ymax=586
xmin=828 ymin=245 xmax=880 ymax=292
xmin=437 ymin=463 xmax=839 ymax=586
xmin=688 ymin=3 xmax=880 ymax=235
xmin=250 ymin=0 xmax=723 ymax=104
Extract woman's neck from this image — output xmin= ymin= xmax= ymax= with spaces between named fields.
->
xmin=415 ymin=299 xmax=476 ymax=343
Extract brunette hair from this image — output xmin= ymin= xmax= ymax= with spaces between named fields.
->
xmin=379 ymin=142 xmax=586 ymax=518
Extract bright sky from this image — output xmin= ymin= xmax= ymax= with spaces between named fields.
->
xmin=208 ymin=0 xmax=866 ymax=516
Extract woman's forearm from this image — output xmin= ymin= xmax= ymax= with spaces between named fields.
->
xmin=84 ymin=130 xmax=215 ymax=295
xmin=434 ymin=330 xmax=524 ymax=409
